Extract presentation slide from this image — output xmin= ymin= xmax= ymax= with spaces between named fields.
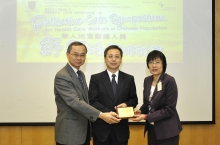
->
xmin=0 ymin=0 xmax=213 ymax=124
xmin=16 ymin=0 xmax=183 ymax=63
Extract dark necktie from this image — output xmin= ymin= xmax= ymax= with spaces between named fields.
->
xmin=77 ymin=70 xmax=85 ymax=90
xmin=112 ymin=74 xmax=117 ymax=96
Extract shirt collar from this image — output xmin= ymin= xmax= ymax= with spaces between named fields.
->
xmin=68 ymin=63 xmax=78 ymax=74
xmin=107 ymin=69 xmax=119 ymax=82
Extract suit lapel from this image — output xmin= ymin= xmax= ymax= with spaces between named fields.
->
xmin=151 ymin=73 xmax=165 ymax=100
xmin=65 ymin=64 xmax=88 ymax=102
xmin=114 ymin=71 xmax=125 ymax=103
xmin=101 ymin=71 xmax=115 ymax=102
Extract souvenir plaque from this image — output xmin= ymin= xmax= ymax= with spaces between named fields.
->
xmin=116 ymin=107 xmax=134 ymax=119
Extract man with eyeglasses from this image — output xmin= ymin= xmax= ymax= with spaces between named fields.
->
xmin=54 ymin=41 xmax=121 ymax=145
xmin=88 ymin=45 xmax=138 ymax=145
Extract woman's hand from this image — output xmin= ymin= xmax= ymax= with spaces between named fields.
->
xmin=130 ymin=114 xmax=147 ymax=122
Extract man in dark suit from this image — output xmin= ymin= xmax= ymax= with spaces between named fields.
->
xmin=88 ymin=45 xmax=138 ymax=145
xmin=54 ymin=41 xmax=121 ymax=145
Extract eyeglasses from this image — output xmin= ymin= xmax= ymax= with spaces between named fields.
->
xmin=69 ymin=53 xmax=86 ymax=58
xmin=148 ymin=61 xmax=162 ymax=66
xmin=107 ymin=55 xmax=121 ymax=59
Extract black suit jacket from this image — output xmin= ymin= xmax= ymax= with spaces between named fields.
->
xmin=140 ymin=73 xmax=182 ymax=140
xmin=88 ymin=70 xmax=138 ymax=142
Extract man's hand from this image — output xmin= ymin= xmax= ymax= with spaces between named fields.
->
xmin=130 ymin=114 xmax=146 ymax=122
xmin=99 ymin=112 xmax=121 ymax=124
xmin=134 ymin=109 xmax=141 ymax=115
xmin=114 ymin=103 xmax=127 ymax=110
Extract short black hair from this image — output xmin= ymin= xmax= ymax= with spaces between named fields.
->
xmin=104 ymin=45 xmax=123 ymax=57
xmin=146 ymin=50 xmax=167 ymax=72
xmin=67 ymin=41 xmax=87 ymax=53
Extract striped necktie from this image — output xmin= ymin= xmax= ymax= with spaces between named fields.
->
xmin=77 ymin=70 xmax=85 ymax=90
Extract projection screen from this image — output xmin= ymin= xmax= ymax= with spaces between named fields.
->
xmin=0 ymin=0 xmax=214 ymax=125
